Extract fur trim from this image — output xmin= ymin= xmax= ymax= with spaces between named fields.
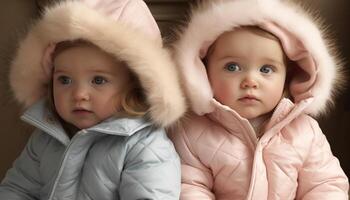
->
xmin=174 ymin=0 xmax=344 ymax=116
xmin=10 ymin=1 xmax=186 ymax=127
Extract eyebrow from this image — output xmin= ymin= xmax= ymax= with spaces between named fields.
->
xmin=53 ymin=69 xmax=67 ymax=74
xmin=54 ymin=68 xmax=115 ymax=74
xmin=212 ymin=55 xmax=285 ymax=68
xmin=89 ymin=69 xmax=118 ymax=76
xmin=215 ymin=55 xmax=245 ymax=62
xmin=263 ymin=58 xmax=285 ymax=66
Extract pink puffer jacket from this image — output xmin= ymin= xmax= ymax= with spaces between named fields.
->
xmin=169 ymin=0 xmax=349 ymax=199
xmin=170 ymin=98 xmax=348 ymax=199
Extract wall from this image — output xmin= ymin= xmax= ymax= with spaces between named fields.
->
xmin=0 ymin=0 xmax=37 ymax=180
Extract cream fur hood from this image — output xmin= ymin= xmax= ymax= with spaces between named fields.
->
xmin=9 ymin=0 xmax=186 ymax=127
xmin=173 ymin=0 xmax=344 ymax=116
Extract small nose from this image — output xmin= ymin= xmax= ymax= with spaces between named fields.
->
xmin=240 ymin=75 xmax=258 ymax=89
xmin=73 ymin=84 xmax=90 ymax=101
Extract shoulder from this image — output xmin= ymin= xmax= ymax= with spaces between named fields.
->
xmin=90 ymin=122 xmax=178 ymax=166
xmin=286 ymin=114 xmax=322 ymax=139
xmin=125 ymin=124 xmax=178 ymax=160
xmin=169 ymin=113 xmax=247 ymax=159
xmin=99 ymin=116 xmax=171 ymax=147
xmin=28 ymin=129 xmax=55 ymax=149
xmin=13 ymin=129 xmax=58 ymax=163
xmin=293 ymin=115 xmax=331 ymax=150
xmin=280 ymin=114 xmax=328 ymax=158
xmin=125 ymin=121 xmax=169 ymax=145
xmin=169 ymin=113 xmax=220 ymax=142
xmin=131 ymin=125 xmax=173 ymax=148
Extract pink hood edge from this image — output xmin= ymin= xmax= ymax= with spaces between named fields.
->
xmin=173 ymin=0 xmax=345 ymax=117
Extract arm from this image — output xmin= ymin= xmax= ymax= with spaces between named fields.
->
xmin=296 ymin=118 xmax=349 ymax=200
xmin=0 ymin=130 xmax=45 ymax=200
xmin=119 ymin=128 xmax=181 ymax=200
xmin=168 ymin=123 xmax=215 ymax=200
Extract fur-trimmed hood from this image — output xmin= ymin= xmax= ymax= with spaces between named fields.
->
xmin=10 ymin=0 xmax=186 ymax=127
xmin=174 ymin=0 xmax=344 ymax=116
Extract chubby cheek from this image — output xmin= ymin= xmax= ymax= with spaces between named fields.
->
xmin=99 ymin=92 xmax=122 ymax=113
xmin=112 ymin=96 xmax=122 ymax=112
xmin=53 ymin=93 xmax=67 ymax=118
xmin=271 ymin=87 xmax=284 ymax=105
xmin=269 ymin=80 xmax=284 ymax=98
xmin=211 ymin=79 xmax=235 ymax=106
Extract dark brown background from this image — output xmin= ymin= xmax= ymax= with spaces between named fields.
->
xmin=0 ymin=0 xmax=349 ymax=184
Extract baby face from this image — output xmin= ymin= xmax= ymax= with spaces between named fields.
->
xmin=207 ymin=29 xmax=286 ymax=119
xmin=53 ymin=45 xmax=130 ymax=129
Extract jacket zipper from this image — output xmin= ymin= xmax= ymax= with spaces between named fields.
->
xmin=47 ymin=130 xmax=87 ymax=200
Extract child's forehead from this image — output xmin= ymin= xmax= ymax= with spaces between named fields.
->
xmin=204 ymin=29 xmax=288 ymax=69
xmin=211 ymin=30 xmax=284 ymax=55
xmin=53 ymin=40 xmax=122 ymax=64
xmin=215 ymin=28 xmax=279 ymax=47
xmin=53 ymin=46 xmax=127 ymax=75
xmin=207 ymin=27 xmax=283 ymax=57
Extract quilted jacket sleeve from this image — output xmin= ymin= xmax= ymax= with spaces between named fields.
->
xmin=0 ymin=130 xmax=46 ymax=199
xmin=119 ymin=128 xmax=181 ymax=200
xmin=169 ymin=123 xmax=215 ymax=200
xmin=296 ymin=117 xmax=349 ymax=200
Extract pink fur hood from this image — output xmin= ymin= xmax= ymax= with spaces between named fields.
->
xmin=173 ymin=0 xmax=344 ymax=116
xmin=9 ymin=0 xmax=186 ymax=127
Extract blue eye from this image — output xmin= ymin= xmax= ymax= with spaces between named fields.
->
xmin=92 ymin=76 xmax=107 ymax=85
xmin=260 ymin=65 xmax=274 ymax=74
xmin=57 ymin=76 xmax=72 ymax=85
xmin=225 ymin=63 xmax=240 ymax=72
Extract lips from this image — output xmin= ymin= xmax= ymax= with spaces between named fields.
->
xmin=238 ymin=95 xmax=260 ymax=103
xmin=72 ymin=108 xmax=92 ymax=115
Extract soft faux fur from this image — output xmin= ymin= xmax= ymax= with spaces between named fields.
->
xmin=173 ymin=0 xmax=344 ymax=117
xmin=10 ymin=1 xmax=186 ymax=127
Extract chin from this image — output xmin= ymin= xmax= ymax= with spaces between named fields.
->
xmin=239 ymin=112 xmax=260 ymax=120
xmin=74 ymin=121 xmax=97 ymax=129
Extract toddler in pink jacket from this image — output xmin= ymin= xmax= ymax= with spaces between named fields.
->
xmin=169 ymin=0 xmax=349 ymax=199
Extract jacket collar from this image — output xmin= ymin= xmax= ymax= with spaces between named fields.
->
xmin=21 ymin=99 xmax=152 ymax=145
xmin=206 ymin=97 xmax=313 ymax=151
xmin=208 ymin=97 xmax=313 ymax=137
